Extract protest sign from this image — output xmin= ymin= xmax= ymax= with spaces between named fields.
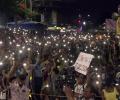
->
xmin=74 ymin=52 xmax=94 ymax=75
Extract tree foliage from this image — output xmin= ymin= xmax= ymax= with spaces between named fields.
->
xmin=0 ymin=0 xmax=22 ymax=20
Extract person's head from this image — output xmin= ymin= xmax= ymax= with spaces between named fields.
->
xmin=53 ymin=67 xmax=59 ymax=74
xmin=75 ymin=73 xmax=86 ymax=85
xmin=17 ymin=75 xmax=27 ymax=86
xmin=105 ymin=78 xmax=113 ymax=88
xmin=9 ymin=76 xmax=17 ymax=83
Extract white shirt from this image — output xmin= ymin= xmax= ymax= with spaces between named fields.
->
xmin=74 ymin=84 xmax=87 ymax=100
xmin=74 ymin=84 xmax=84 ymax=96
xmin=10 ymin=81 xmax=29 ymax=100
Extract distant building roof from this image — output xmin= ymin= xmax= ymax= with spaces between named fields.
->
xmin=7 ymin=21 xmax=47 ymax=30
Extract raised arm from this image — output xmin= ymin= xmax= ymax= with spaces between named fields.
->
xmin=7 ymin=60 xmax=19 ymax=81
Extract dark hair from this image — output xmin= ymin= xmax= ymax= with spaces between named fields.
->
xmin=75 ymin=72 xmax=86 ymax=79
xmin=105 ymin=78 xmax=113 ymax=87
xmin=53 ymin=67 xmax=59 ymax=74
xmin=9 ymin=76 xmax=17 ymax=82
xmin=18 ymin=75 xmax=27 ymax=81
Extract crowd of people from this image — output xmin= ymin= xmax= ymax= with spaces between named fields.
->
xmin=0 ymin=27 xmax=120 ymax=100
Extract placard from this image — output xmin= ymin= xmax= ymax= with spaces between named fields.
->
xmin=74 ymin=52 xmax=94 ymax=75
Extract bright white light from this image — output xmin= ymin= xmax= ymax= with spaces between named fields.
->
xmin=103 ymin=41 xmax=106 ymax=44
xmin=0 ymin=41 xmax=3 ymax=45
xmin=54 ymin=39 xmax=56 ymax=41
xmin=22 ymin=46 xmax=25 ymax=49
xmin=116 ymin=36 xmax=120 ymax=39
xmin=9 ymin=42 xmax=12 ymax=45
xmin=57 ymin=66 xmax=60 ymax=69
xmin=5 ymin=56 xmax=8 ymax=59
xmin=64 ymin=60 xmax=67 ymax=63
xmin=96 ymin=81 xmax=100 ymax=85
xmin=70 ymin=60 xmax=73 ymax=63
xmin=60 ymin=29 xmax=66 ymax=32
xmin=25 ymin=41 xmax=28 ymax=43
xmin=38 ymin=42 xmax=41 ymax=46
xmin=115 ymin=83 xmax=119 ymax=86
xmin=97 ymin=56 xmax=101 ymax=59
xmin=63 ymin=40 xmax=65 ymax=42
xmin=83 ymin=21 xmax=86 ymax=25
xmin=45 ymin=43 xmax=47 ymax=46
xmin=95 ymin=68 xmax=98 ymax=71
xmin=91 ymin=66 xmax=93 ymax=68
xmin=16 ymin=44 xmax=20 ymax=47
xmin=62 ymin=58 xmax=64 ymax=60
xmin=0 ymin=62 xmax=3 ymax=66
xmin=12 ymin=52 xmax=15 ymax=55
xmin=86 ymin=46 xmax=88 ymax=49
xmin=56 ymin=44 xmax=59 ymax=46
xmin=19 ymin=50 xmax=23 ymax=54
xmin=9 ymin=28 xmax=12 ymax=31
xmin=84 ymin=36 xmax=87 ymax=40
xmin=37 ymin=51 xmax=40 ymax=54
xmin=97 ymin=74 xmax=101 ymax=78
xmin=88 ymin=14 xmax=90 ymax=17
xmin=27 ymin=48 xmax=31 ymax=51
xmin=91 ymin=35 xmax=93 ymax=38
xmin=45 ymin=84 xmax=49 ymax=88
xmin=57 ymin=59 xmax=60 ymax=62
xmin=63 ymin=44 xmax=66 ymax=47
xmin=23 ymin=63 xmax=27 ymax=67
xmin=34 ymin=37 xmax=37 ymax=40
xmin=92 ymin=49 xmax=94 ymax=52
xmin=12 ymin=58 xmax=15 ymax=61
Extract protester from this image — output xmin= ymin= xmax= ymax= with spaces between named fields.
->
xmin=9 ymin=75 xmax=29 ymax=100
xmin=74 ymin=74 xmax=87 ymax=100
xmin=50 ymin=67 xmax=60 ymax=100
xmin=30 ymin=55 xmax=43 ymax=100
xmin=101 ymin=78 xmax=120 ymax=100
xmin=0 ymin=27 xmax=119 ymax=100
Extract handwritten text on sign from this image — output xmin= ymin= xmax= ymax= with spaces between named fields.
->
xmin=74 ymin=52 xmax=94 ymax=75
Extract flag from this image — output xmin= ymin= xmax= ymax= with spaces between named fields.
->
xmin=116 ymin=17 xmax=120 ymax=35
xmin=105 ymin=19 xmax=116 ymax=32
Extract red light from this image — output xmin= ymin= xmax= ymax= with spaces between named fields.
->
xmin=78 ymin=20 xmax=80 ymax=23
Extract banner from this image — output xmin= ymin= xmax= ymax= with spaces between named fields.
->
xmin=74 ymin=52 xmax=94 ymax=75
xmin=105 ymin=19 xmax=116 ymax=32
xmin=117 ymin=17 xmax=120 ymax=35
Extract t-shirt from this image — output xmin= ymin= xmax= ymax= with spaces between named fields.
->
xmin=10 ymin=81 xmax=29 ymax=100
xmin=74 ymin=84 xmax=84 ymax=95
xmin=33 ymin=64 xmax=42 ymax=78
xmin=74 ymin=84 xmax=84 ymax=99
xmin=103 ymin=87 xmax=119 ymax=100
xmin=74 ymin=84 xmax=91 ymax=100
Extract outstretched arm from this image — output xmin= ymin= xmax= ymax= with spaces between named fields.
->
xmin=7 ymin=60 xmax=19 ymax=81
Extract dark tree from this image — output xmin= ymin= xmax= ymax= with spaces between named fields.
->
xmin=0 ymin=0 xmax=21 ymax=22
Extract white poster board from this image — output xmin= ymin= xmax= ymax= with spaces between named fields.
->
xmin=74 ymin=52 xmax=94 ymax=75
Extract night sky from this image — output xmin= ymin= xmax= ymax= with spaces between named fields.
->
xmin=59 ymin=0 xmax=120 ymax=24
xmin=0 ymin=0 xmax=120 ymax=25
